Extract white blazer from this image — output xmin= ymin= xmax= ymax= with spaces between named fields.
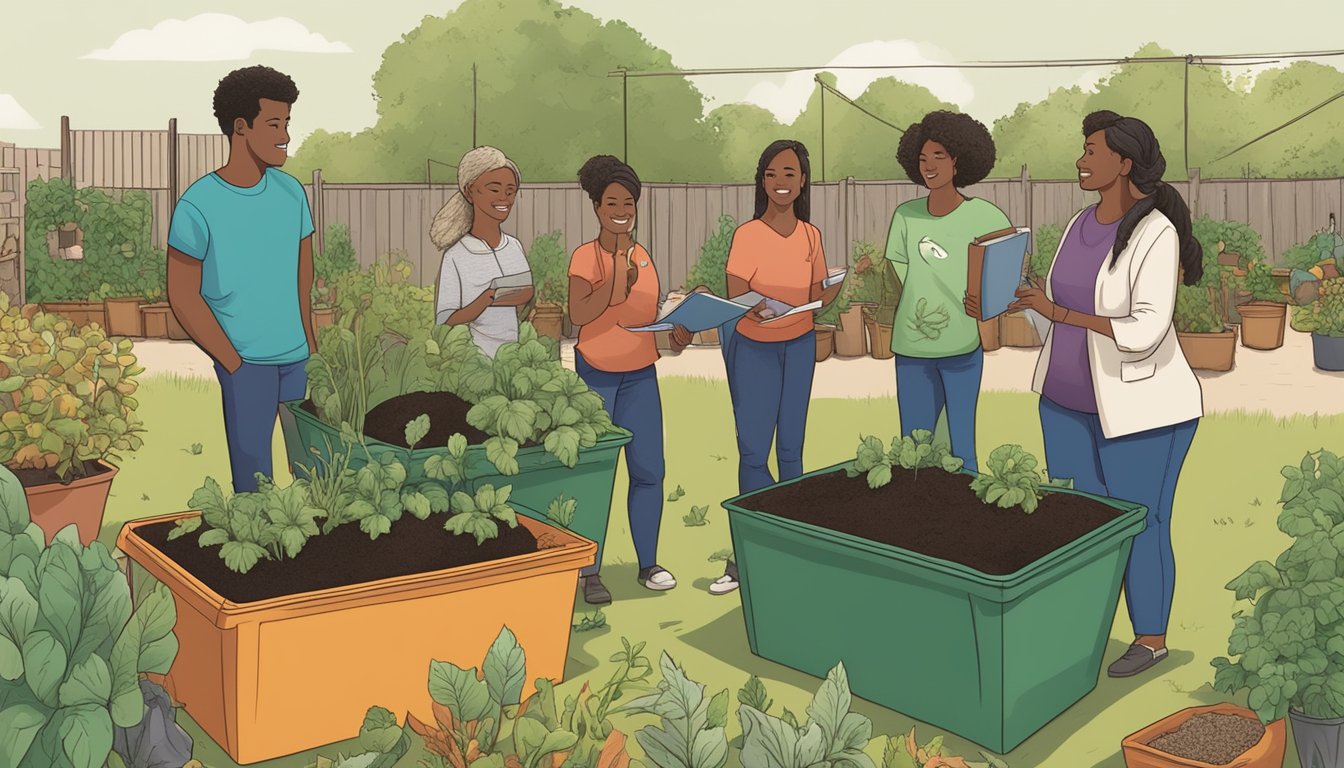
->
xmin=1028 ymin=206 xmax=1204 ymax=439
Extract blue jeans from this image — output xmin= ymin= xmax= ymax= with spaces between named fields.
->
xmin=575 ymin=352 xmax=666 ymax=572
xmin=894 ymin=348 xmax=984 ymax=472
xmin=726 ymin=331 xmax=816 ymax=495
xmin=1038 ymin=397 xmax=1198 ymax=636
xmin=213 ymin=359 xmax=308 ymax=494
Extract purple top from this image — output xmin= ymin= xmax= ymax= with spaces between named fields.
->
xmin=1042 ymin=206 xmax=1120 ymax=414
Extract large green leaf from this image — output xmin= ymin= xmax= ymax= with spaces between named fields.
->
xmin=57 ymin=655 xmax=112 ymax=708
xmin=0 ymin=465 xmax=29 ymax=536
xmin=427 ymin=660 xmax=493 ymax=724
xmin=690 ymin=727 xmax=729 ymax=768
xmin=0 ymin=703 xmax=47 ymax=768
xmin=543 ymin=427 xmax=582 ymax=468
xmin=485 ymin=437 xmax=520 ymax=476
xmin=483 ymin=627 xmax=527 ymax=709
xmin=38 ymin=543 xmax=83 ymax=656
xmin=58 ymin=703 xmax=114 ymax=768
xmin=22 ymin=630 xmax=68 ymax=708
xmin=0 ymin=576 xmax=39 ymax=679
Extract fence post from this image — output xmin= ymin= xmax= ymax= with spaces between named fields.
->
xmin=167 ymin=118 xmax=179 ymax=207
xmin=312 ymin=169 xmax=325 ymax=257
xmin=842 ymin=177 xmax=852 ymax=257
xmin=1189 ymin=167 xmax=1200 ymax=216
xmin=60 ymin=116 xmax=70 ymax=182
xmin=1021 ymin=164 xmax=1032 ymax=240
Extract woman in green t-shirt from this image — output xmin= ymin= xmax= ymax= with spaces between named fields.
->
xmin=884 ymin=111 xmax=1009 ymax=472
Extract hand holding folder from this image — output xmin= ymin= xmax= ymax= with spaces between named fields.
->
xmin=965 ymin=227 xmax=1031 ymax=321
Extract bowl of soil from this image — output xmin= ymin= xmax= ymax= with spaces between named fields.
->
xmin=722 ymin=459 xmax=1148 ymax=754
xmin=1121 ymin=703 xmax=1286 ymax=767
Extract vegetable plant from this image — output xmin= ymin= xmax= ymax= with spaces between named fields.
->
xmin=315 ymin=224 xmax=359 ymax=286
xmin=527 ymin=231 xmax=570 ymax=308
xmin=969 ymin=445 xmax=1071 ymax=515
xmin=169 ymin=474 xmax=325 ymax=574
xmin=573 ymin=611 xmax=607 ymax=633
xmin=307 ymin=706 xmax=412 ymax=768
xmin=331 ymin=253 xmax=435 ymax=339
xmin=1027 ymin=224 xmax=1063 ymax=283
xmin=1174 ymin=284 xmax=1225 ymax=334
xmin=0 ymin=297 xmax=147 ymax=482
xmin=1211 ymin=448 xmax=1344 ymax=723
xmin=882 ymin=727 xmax=1009 ymax=768
xmin=737 ymin=676 xmax=774 ymax=718
xmin=847 ymin=241 xmax=885 ymax=306
xmin=444 ymin=484 xmax=519 ymax=546
xmin=1191 ymin=216 xmax=1265 ymax=266
xmin=1290 ymin=277 xmax=1344 ymax=337
xmin=545 ymin=494 xmax=578 ymax=528
xmin=615 ymin=651 xmax=730 ymax=768
xmin=667 ymin=485 xmax=685 ymax=503
xmin=737 ymin=663 xmax=875 ymax=768
xmin=0 ymin=464 xmax=179 ymax=768
xmin=682 ymin=505 xmax=709 ymax=527
xmin=685 ymin=215 xmax=736 ymax=297
xmin=1238 ymin=259 xmax=1286 ymax=303
xmin=848 ymin=431 xmax=964 ymax=489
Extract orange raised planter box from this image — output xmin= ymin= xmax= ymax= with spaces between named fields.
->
xmin=1121 ymin=703 xmax=1286 ymax=768
xmin=117 ymin=511 xmax=597 ymax=765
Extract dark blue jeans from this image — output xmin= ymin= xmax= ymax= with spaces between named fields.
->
xmin=894 ymin=348 xmax=983 ymax=472
xmin=575 ymin=352 xmax=666 ymax=572
xmin=726 ymin=331 xmax=816 ymax=495
xmin=1039 ymin=397 xmax=1198 ymax=636
xmin=213 ymin=359 xmax=308 ymax=494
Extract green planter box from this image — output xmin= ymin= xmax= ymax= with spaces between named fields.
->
xmin=722 ymin=462 xmax=1148 ymax=754
xmin=285 ymin=402 xmax=631 ymax=576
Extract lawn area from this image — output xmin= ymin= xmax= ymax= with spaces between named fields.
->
xmin=104 ymin=374 xmax=1342 ymax=768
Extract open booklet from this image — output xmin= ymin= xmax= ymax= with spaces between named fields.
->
xmin=625 ymin=290 xmax=821 ymax=333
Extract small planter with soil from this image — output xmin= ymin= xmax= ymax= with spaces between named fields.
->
xmin=116 ymin=460 xmax=597 ymax=764
xmin=1177 ymin=327 xmax=1238 ymax=372
xmin=834 ymin=304 xmax=869 ymax=357
xmin=17 ymin=459 xmax=119 ymax=546
xmin=814 ymin=323 xmax=835 ymax=362
xmin=1122 ymin=704 xmax=1286 ymax=768
xmin=862 ymin=305 xmax=894 ymax=360
xmin=529 ymin=302 xmax=564 ymax=340
xmin=104 ymin=296 xmax=145 ymax=337
xmin=722 ymin=434 xmax=1146 ymax=753
xmin=978 ymin=316 xmax=1002 ymax=352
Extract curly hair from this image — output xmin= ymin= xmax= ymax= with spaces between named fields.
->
xmin=753 ymin=139 xmax=811 ymax=222
xmin=213 ymin=66 xmax=300 ymax=136
xmin=578 ymin=155 xmax=641 ymax=203
xmin=896 ymin=111 xmax=997 ymax=189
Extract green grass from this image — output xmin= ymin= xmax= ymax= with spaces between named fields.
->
xmin=102 ymin=375 xmax=1340 ymax=768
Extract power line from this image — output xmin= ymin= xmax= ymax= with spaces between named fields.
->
xmin=1212 ymin=87 xmax=1344 ymax=163
xmin=815 ymin=79 xmax=906 ymax=135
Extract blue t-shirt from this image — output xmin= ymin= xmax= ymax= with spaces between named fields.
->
xmin=168 ymin=167 xmax=315 ymax=365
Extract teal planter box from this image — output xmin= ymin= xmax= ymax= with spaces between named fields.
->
xmin=722 ymin=462 xmax=1147 ymax=754
xmin=286 ymin=402 xmax=631 ymax=575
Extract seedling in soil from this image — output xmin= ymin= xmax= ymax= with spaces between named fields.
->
xmin=683 ymin=505 xmax=709 ymax=527
xmin=970 ymin=445 xmax=1071 ymax=515
xmin=181 ymin=442 xmax=204 ymax=455
xmin=404 ymin=413 xmax=430 ymax=451
xmin=849 ymin=430 xmax=963 ymax=489
xmin=574 ymin=610 xmax=607 ymax=632
xmin=668 ymin=485 xmax=685 ymax=502
xmin=545 ymin=493 xmax=577 ymax=527
xmin=708 ymin=548 xmax=733 ymax=563
xmin=445 ymin=484 xmax=520 ymax=545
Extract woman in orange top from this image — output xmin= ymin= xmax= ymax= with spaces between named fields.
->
xmin=710 ymin=140 xmax=842 ymax=596
xmin=568 ymin=155 xmax=693 ymax=605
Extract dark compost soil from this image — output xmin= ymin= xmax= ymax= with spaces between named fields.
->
xmin=736 ymin=467 xmax=1125 ymax=575
xmin=1146 ymin=712 xmax=1264 ymax=765
xmin=13 ymin=459 xmax=112 ymax=487
xmin=302 ymin=391 xmax=491 ymax=447
xmin=135 ymin=512 xmax=540 ymax=603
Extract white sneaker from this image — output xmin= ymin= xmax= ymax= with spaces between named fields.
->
xmin=639 ymin=566 xmax=677 ymax=591
xmin=708 ymin=574 xmax=739 ymax=595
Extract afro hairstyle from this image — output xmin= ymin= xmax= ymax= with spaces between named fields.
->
xmin=896 ymin=110 xmax=997 ymax=189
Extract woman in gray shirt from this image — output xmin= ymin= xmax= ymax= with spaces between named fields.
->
xmin=430 ymin=146 xmax=534 ymax=357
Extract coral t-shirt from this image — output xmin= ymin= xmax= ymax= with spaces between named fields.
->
xmin=726 ymin=219 xmax=828 ymax=343
xmin=569 ymin=240 xmax=660 ymax=373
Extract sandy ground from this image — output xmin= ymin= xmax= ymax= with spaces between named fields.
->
xmin=133 ymin=329 xmax=1344 ymax=418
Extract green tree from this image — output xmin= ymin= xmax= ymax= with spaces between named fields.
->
xmin=288 ymin=0 xmax=719 ymax=183
xmin=706 ymin=103 xmax=782 ymax=182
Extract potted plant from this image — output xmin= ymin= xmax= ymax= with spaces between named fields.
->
xmin=0 ymin=297 xmax=146 ymax=545
xmin=1175 ymin=282 xmax=1237 ymax=372
xmin=1211 ymin=449 xmax=1344 ymax=768
xmin=526 ymin=230 xmax=568 ymax=341
xmin=861 ymin=257 xmax=901 ymax=360
xmin=311 ymin=277 xmax=339 ymax=332
xmin=721 ymin=434 xmax=1146 ymax=753
xmin=290 ymin=319 xmax=628 ymax=581
xmin=116 ymin=430 xmax=598 ymax=764
xmin=813 ymin=322 xmax=836 ymax=362
xmin=0 ymin=464 xmax=190 ymax=768
xmin=680 ymin=215 xmax=736 ymax=346
xmin=1121 ymin=704 xmax=1286 ymax=767
xmin=1290 ymin=278 xmax=1344 ymax=371
xmin=833 ymin=241 xmax=878 ymax=357
xmin=1233 ymin=259 xmax=1289 ymax=351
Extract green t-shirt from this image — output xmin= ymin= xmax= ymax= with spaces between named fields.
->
xmin=883 ymin=196 xmax=1012 ymax=358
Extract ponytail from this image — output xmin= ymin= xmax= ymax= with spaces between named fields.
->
xmin=429 ymin=146 xmax=521 ymax=251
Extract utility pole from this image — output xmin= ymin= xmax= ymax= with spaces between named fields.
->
xmin=621 ymin=68 xmax=629 ymax=163
xmin=472 ymin=63 xmax=478 ymax=148
xmin=1183 ymin=55 xmax=1192 ymax=177
xmin=818 ymin=77 xmax=825 ymax=182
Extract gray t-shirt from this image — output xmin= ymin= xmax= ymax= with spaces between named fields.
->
xmin=435 ymin=233 xmax=531 ymax=357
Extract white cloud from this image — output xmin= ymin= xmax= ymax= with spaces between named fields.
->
xmin=0 ymin=95 xmax=40 ymax=130
xmin=82 ymin=13 xmax=352 ymax=62
xmin=1070 ymin=66 xmax=1113 ymax=93
xmin=743 ymin=40 xmax=975 ymax=125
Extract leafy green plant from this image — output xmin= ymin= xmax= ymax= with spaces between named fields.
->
xmin=0 ymin=297 xmax=147 ymax=481
xmin=738 ymin=663 xmax=875 ymax=768
xmin=615 ymin=651 xmax=730 ymax=768
xmin=848 ymin=431 xmax=964 ymax=489
xmin=527 ymin=231 xmax=570 ymax=307
xmin=708 ymin=549 xmax=733 ymax=564
xmin=0 ymin=465 xmax=179 ymax=768
xmin=546 ymin=494 xmax=578 ymax=528
xmin=1191 ymin=216 xmax=1266 ymax=269
xmin=170 ymin=475 xmax=324 ymax=574
xmin=1028 ymin=224 xmax=1063 ymax=282
xmin=405 ymin=414 xmax=431 ymax=451
xmin=847 ymin=241 xmax=885 ymax=306
xmin=348 ymin=452 xmax=415 ymax=540
xmin=316 ymin=224 xmax=360 ymax=285
xmin=667 ymin=485 xmax=685 ymax=503
xmin=1211 ymin=449 xmax=1344 ymax=723
xmin=573 ymin=611 xmax=607 ymax=633
xmin=685 ymin=215 xmax=736 ymax=297
xmin=882 ymin=727 xmax=1009 ymax=768
xmin=331 ymin=253 xmax=435 ymax=340
xmin=908 ymin=298 xmax=950 ymax=341
xmin=308 ymin=706 xmax=413 ymax=768
xmin=1174 ymin=284 xmax=1225 ymax=334
xmin=1291 ymin=277 xmax=1344 ymax=337
xmin=444 ymin=484 xmax=519 ymax=545
xmin=1238 ymin=259 xmax=1285 ymax=303
xmin=969 ymin=445 xmax=1071 ymax=515
xmin=737 ymin=675 xmax=774 ymax=716
xmin=682 ymin=505 xmax=709 ymax=527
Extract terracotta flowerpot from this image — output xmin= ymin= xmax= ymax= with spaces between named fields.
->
xmin=1000 ymin=310 xmax=1042 ymax=347
xmin=20 ymin=460 xmax=118 ymax=546
xmin=141 ymin=303 xmax=172 ymax=338
xmin=1237 ymin=301 xmax=1286 ymax=350
xmin=693 ymin=327 xmax=721 ymax=347
xmin=979 ymin=316 xmax=1002 ymax=352
xmin=814 ymin=324 xmax=835 ymax=362
xmin=1121 ymin=703 xmax=1285 ymax=768
xmin=104 ymin=297 xmax=145 ymax=337
xmin=1177 ymin=327 xmax=1238 ymax=372
xmin=862 ymin=308 xmax=894 ymax=360
xmin=161 ymin=302 xmax=190 ymax=340
xmin=530 ymin=303 xmax=564 ymax=340
xmin=40 ymin=301 xmax=106 ymax=330
xmin=312 ymin=306 xmax=338 ymax=332
xmin=834 ymin=305 xmax=868 ymax=357
xmin=117 ymin=512 xmax=597 ymax=764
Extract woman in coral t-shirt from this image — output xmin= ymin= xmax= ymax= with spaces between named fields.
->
xmin=710 ymin=140 xmax=842 ymax=596
xmin=567 ymin=155 xmax=692 ymax=606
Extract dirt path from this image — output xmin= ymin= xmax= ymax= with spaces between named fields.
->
xmin=133 ymin=330 xmax=1343 ymax=418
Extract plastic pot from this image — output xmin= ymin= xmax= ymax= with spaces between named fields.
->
xmin=1177 ymin=328 xmax=1237 ymax=372
xmin=312 ymin=306 xmax=338 ymax=332
xmin=814 ymin=324 xmax=835 ymax=362
xmin=22 ymin=460 xmax=118 ymax=546
xmin=1312 ymin=333 xmax=1344 ymax=372
xmin=1290 ymin=709 xmax=1344 ymax=768
xmin=1237 ymin=302 xmax=1286 ymax=350
xmin=1121 ymin=704 xmax=1286 ymax=767
xmin=862 ymin=307 xmax=894 ymax=360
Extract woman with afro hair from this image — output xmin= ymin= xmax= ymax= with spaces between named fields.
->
xmin=884 ymin=111 xmax=1011 ymax=473
xmin=566 ymin=155 xmax=693 ymax=605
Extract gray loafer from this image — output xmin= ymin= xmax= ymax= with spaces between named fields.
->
xmin=1107 ymin=643 xmax=1168 ymax=678
xmin=582 ymin=575 xmax=611 ymax=605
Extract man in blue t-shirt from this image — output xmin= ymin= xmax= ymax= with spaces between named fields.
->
xmin=166 ymin=65 xmax=317 ymax=494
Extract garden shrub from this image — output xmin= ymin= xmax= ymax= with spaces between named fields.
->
xmin=685 ymin=215 xmax=735 ymax=296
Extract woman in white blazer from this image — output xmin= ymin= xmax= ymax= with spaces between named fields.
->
xmin=1007 ymin=111 xmax=1203 ymax=680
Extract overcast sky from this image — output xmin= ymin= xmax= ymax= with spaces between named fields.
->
xmin=3 ymin=0 xmax=1342 ymax=151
